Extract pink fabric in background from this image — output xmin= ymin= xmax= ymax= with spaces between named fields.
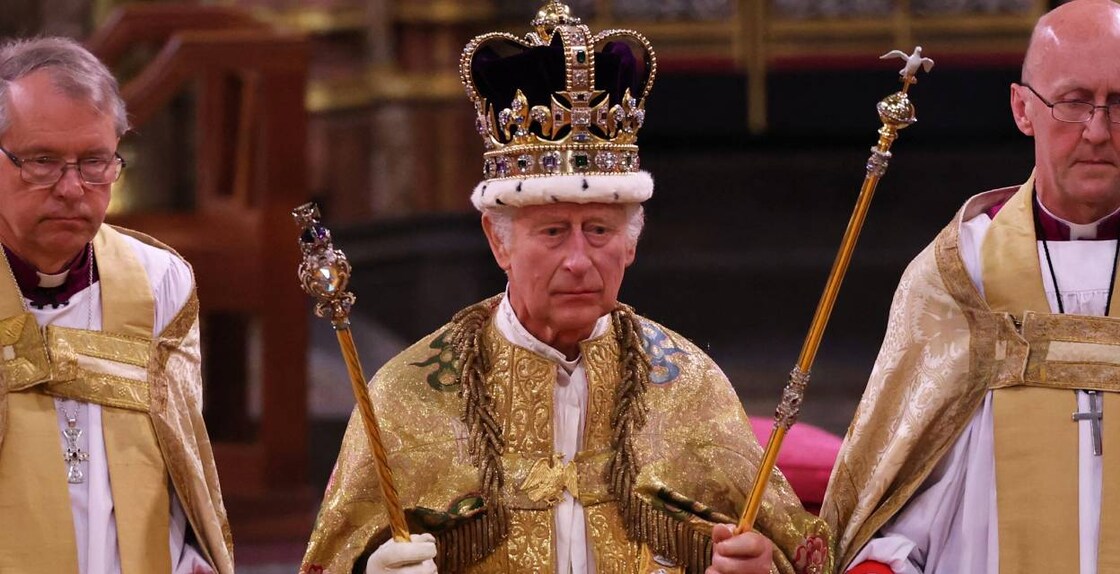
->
xmin=748 ymin=417 xmax=843 ymax=515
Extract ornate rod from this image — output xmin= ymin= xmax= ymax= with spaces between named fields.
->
xmin=737 ymin=47 xmax=934 ymax=532
xmin=292 ymin=203 xmax=411 ymax=543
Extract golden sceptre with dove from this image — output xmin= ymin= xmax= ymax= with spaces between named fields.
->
xmin=738 ymin=47 xmax=934 ymax=532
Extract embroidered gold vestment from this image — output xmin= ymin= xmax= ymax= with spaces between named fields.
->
xmin=0 ymin=224 xmax=234 ymax=573
xmin=303 ymin=298 xmax=831 ymax=574
xmin=823 ymin=181 xmax=1120 ymax=572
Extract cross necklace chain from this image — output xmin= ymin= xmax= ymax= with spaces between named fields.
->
xmin=1033 ymin=192 xmax=1119 ymax=457
xmin=59 ymin=243 xmax=96 ymax=483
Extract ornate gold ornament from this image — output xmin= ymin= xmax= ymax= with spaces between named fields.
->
xmin=519 ymin=453 xmax=581 ymax=506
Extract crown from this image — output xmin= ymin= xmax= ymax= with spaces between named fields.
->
xmin=460 ymin=0 xmax=657 ymax=209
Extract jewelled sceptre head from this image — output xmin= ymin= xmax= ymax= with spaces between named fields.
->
xmin=291 ymin=202 xmax=411 ymax=543
xmin=293 ymin=203 xmax=356 ymax=329
xmin=737 ymin=48 xmax=934 ymax=533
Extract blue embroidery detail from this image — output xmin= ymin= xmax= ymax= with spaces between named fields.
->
xmin=639 ymin=320 xmax=685 ymax=385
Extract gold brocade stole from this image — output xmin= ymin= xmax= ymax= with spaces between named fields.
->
xmin=981 ymin=177 xmax=1120 ymax=573
xmin=0 ymin=225 xmax=172 ymax=573
xmin=467 ymin=322 xmax=677 ymax=574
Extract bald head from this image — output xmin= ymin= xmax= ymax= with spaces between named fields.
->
xmin=1010 ymin=0 xmax=1120 ymax=224
xmin=1023 ymin=0 xmax=1120 ymax=84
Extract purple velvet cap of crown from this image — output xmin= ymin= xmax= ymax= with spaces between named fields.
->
xmin=471 ymin=35 xmax=649 ymax=140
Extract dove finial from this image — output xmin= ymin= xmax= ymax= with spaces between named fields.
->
xmin=880 ymin=46 xmax=935 ymax=92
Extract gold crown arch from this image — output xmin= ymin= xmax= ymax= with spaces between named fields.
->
xmin=460 ymin=1 xmax=657 ymax=205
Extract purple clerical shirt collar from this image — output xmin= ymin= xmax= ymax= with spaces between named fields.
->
xmin=1 ymin=244 xmax=99 ymax=309
xmin=986 ymin=195 xmax=1120 ymax=241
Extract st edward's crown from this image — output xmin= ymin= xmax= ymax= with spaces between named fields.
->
xmin=460 ymin=0 xmax=657 ymax=208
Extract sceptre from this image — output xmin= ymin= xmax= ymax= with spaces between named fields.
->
xmin=737 ymin=47 xmax=935 ymax=531
xmin=292 ymin=203 xmax=411 ymax=543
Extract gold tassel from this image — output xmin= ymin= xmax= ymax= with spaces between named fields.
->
xmin=432 ymin=508 xmax=509 ymax=572
xmin=621 ymin=492 xmax=715 ymax=573
xmin=438 ymin=296 xmax=510 ymax=571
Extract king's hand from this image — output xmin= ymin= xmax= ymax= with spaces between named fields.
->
xmin=709 ymin=524 xmax=775 ymax=574
xmin=365 ymin=533 xmax=438 ymax=574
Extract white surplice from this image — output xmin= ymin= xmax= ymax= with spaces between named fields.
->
xmin=852 ymin=206 xmax=1117 ymax=574
xmin=25 ymin=233 xmax=211 ymax=574
xmin=494 ymin=293 xmax=611 ymax=574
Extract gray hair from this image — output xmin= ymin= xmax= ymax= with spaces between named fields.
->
xmin=0 ymin=37 xmax=129 ymax=138
xmin=486 ymin=203 xmax=646 ymax=249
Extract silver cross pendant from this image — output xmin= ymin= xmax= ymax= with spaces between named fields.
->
xmin=1072 ymin=390 xmax=1104 ymax=456
xmin=62 ymin=419 xmax=89 ymax=484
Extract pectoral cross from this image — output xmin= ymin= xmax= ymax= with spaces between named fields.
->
xmin=1072 ymin=390 xmax=1103 ymax=456
xmin=62 ymin=417 xmax=88 ymax=484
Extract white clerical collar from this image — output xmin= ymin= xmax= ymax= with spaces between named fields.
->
xmin=37 ymin=269 xmax=69 ymax=288
xmin=1037 ymin=196 xmax=1120 ymax=240
xmin=495 ymin=288 xmax=611 ymax=372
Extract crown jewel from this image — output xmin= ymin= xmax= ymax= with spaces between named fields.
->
xmin=461 ymin=1 xmax=657 ymax=203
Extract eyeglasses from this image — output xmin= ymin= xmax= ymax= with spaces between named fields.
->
xmin=1020 ymin=84 xmax=1120 ymax=125
xmin=0 ymin=145 xmax=126 ymax=185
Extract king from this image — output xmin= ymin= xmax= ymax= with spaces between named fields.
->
xmin=301 ymin=2 xmax=830 ymax=573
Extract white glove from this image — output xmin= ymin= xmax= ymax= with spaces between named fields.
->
xmin=365 ymin=533 xmax=438 ymax=574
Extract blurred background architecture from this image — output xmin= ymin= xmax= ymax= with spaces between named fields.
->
xmin=1 ymin=0 xmax=1052 ymax=570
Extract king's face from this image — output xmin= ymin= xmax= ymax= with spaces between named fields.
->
xmin=494 ymin=202 xmax=636 ymax=348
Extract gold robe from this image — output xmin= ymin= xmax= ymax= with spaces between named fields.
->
xmin=303 ymin=297 xmax=831 ymax=574
xmin=0 ymin=224 xmax=234 ymax=573
xmin=822 ymin=181 xmax=1120 ymax=571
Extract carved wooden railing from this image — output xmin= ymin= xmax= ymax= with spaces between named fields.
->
xmin=88 ymin=4 xmax=312 ymax=534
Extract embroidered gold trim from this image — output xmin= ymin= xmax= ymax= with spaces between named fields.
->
xmin=0 ymin=313 xmax=50 ymax=391
xmin=48 ymin=325 xmax=150 ymax=367
xmin=45 ymin=372 xmax=150 ymax=412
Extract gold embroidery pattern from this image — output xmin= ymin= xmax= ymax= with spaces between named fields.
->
xmin=582 ymin=335 xmax=620 ymax=451
xmin=586 ymin=502 xmax=642 ymax=573
xmin=505 ymin=509 xmax=553 ymax=573
xmin=503 ymin=346 xmax=553 ymax=454
xmin=159 ymin=292 xmax=199 ymax=342
xmin=575 ymin=450 xmax=614 ymax=506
